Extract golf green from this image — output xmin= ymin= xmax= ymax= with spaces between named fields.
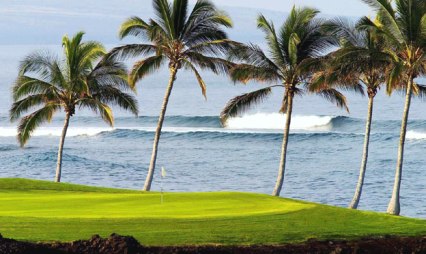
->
xmin=0 ymin=178 xmax=425 ymax=246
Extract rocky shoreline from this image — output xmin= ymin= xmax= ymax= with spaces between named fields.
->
xmin=1 ymin=233 xmax=425 ymax=254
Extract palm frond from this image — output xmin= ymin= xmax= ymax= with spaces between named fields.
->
xmin=119 ymin=16 xmax=150 ymax=39
xmin=185 ymin=52 xmax=234 ymax=75
xmin=88 ymin=86 xmax=139 ymax=116
xmin=396 ymin=0 xmax=426 ymax=43
xmin=362 ymin=0 xmax=394 ymax=16
xmin=413 ymin=83 xmax=426 ymax=99
xmin=421 ymin=14 xmax=426 ymax=39
xmin=12 ymin=76 xmax=58 ymax=101
xmin=257 ymin=14 xmax=287 ymax=67
xmin=296 ymin=18 xmax=334 ymax=59
xmin=280 ymin=6 xmax=319 ymax=48
xmin=77 ymin=41 xmax=106 ymax=71
xmin=288 ymin=33 xmax=301 ymax=65
xmin=63 ymin=33 xmax=106 ymax=96
xmin=129 ymin=55 xmax=165 ymax=87
xmin=181 ymin=0 xmax=232 ymax=44
xmin=172 ymin=0 xmax=188 ymax=37
xmin=317 ymin=89 xmax=349 ymax=112
xmin=17 ymin=103 xmax=60 ymax=147
xmin=310 ymin=68 xmax=366 ymax=96
xmin=230 ymin=64 xmax=281 ymax=84
xmin=62 ymin=32 xmax=85 ymax=76
xmin=228 ymin=43 xmax=280 ymax=71
xmin=323 ymin=18 xmax=366 ymax=47
xmin=91 ymin=57 xmax=127 ymax=78
xmin=18 ymin=51 xmax=63 ymax=86
xmin=183 ymin=0 xmax=229 ymax=34
xmin=10 ymin=94 xmax=58 ymax=121
xmin=50 ymin=61 xmax=67 ymax=89
xmin=360 ymin=0 xmax=404 ymax=44
xmin=187 ymin=39 xmax=239 ymax=55
xmin=220 ymin=86 xmax=274 ymax=125
xmin=148 ymin=18 xmax=171 ymax=44
xmin=183 ymin=60 xmax=207 ymax=99
xmin=153 ymin=0 xmax=175 ymax=38
xmin=89 ymin=57 xmax=134 ymax=91
xmin=386 ymin=60 xmax=405 ymax=95
xmin=78 ymin=98 xmax=115 ymax=126
xmin=184 ymin=29 xmax=228 ymax=48
xmin=108 ymin=44 xmax=157 ymax=61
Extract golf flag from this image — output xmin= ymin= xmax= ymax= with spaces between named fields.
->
xmin=161 ymin=167 xmax=166 ymax=178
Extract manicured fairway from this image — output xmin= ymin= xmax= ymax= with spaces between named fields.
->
xmin=0 ymin=178 xmax=425 ymax=246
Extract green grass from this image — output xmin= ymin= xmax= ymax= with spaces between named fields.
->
xmin=0 ymin=178 xmax=425 ymax=246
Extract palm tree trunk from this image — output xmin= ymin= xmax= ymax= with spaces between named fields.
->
xmin=349 ymin=95 xmax=374 ymax=209
xmin=143 ymin=67 xmax=178 ymax=191
xmin=272 ymin=93 xmax=293 ymax=196
xmin=387 ymin=79 xmax=413 ymax=215
xmin=55 ymin=112 xmax=71 ymax=183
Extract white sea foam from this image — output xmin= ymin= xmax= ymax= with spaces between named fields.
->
xmin=0 ymin=126 xmax=266 ymax=137
xmin=0 ymin=125 xmax=326 ymax=137
xmin=0 ymin=127 xmax=112 ymax=137
xmin=225 ymin=113 xmax=334 ymax=131
xmin=0 ymin=114 xmax=336 ymax=137
xmin=407 ymin=131 xmax=426 ymax=140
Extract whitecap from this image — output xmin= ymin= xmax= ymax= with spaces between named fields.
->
xmin=407 ymin=131 xmax=426 ymax=140
xmin=0 ymin=127 xmax=112 ymax=137
xmin=224 ymin=113 xmax=334 ymax=131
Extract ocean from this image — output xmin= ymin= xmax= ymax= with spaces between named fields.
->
xmin=0 ymin=44 xmax=425 ymax=219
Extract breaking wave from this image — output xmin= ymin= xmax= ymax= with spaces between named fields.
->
xmin=224 ymin=113 xmax=335 ymax=131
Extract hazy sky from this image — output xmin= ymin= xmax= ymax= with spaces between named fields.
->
xmin=190 ymin=0 xmax=373 ymax=17
xmin=0 ymin=0 xmax=375 ymax=45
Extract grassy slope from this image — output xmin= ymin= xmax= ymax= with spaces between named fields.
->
xmin=0 ymin=178 xmax=425 ymax=246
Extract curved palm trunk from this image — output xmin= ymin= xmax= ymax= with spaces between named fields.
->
xmin=272 ymin=94 xmax=293 ymax=196
xmin=387 ymin=79 xmax=413 ymax=215
xmin=349 ymin=95 xmax=374 ymax=209
xmin=143 ymin=67 xmax=178 ymax=191
xmin=55 ymin=112 xmax=71 ymax=183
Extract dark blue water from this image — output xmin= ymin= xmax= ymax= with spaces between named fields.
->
xmin=0 ymin=43 xmax=425 ymax=220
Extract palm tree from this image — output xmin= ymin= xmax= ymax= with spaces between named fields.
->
xmin=110 ymin=0 xmax=236 ymax=191
xmin=359 ymin=0 xmax=426 ymax=215
xmin=10 ymin=32 xmax=138 ymax=183
xmin=313 ymin=19 xmax=391 ymax=209
xmin=220 ymin=7 xmax=349 ymax=197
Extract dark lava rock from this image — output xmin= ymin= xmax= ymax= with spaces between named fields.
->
xmin=50 ymin=233 xmax=144 ymax=254
xmin=145 ymin=237 xmax=426 ymax=254
xmin=0 ymin=237 xmax=59 ymax=254
xmin=0 ymin=234 xmax=425 ymax=254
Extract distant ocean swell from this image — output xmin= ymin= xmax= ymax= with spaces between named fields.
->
xmin=1 ymin=113 xmax=426 ymax=140
xmin=0 ymin=114 xmax=341 ymax=136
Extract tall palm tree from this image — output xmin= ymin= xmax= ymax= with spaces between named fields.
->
xmin=10 ymin=32 xmax=138 ymax=183
xmin=313 ymin=19 xmax=391 ymax=209
xmin=360 ymin=0 xmax=426 ymax=215
xmin=110 ymin=0 xmax=236 ymax=191
xmin=220 ymin=7 xmax=349 ymax=197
